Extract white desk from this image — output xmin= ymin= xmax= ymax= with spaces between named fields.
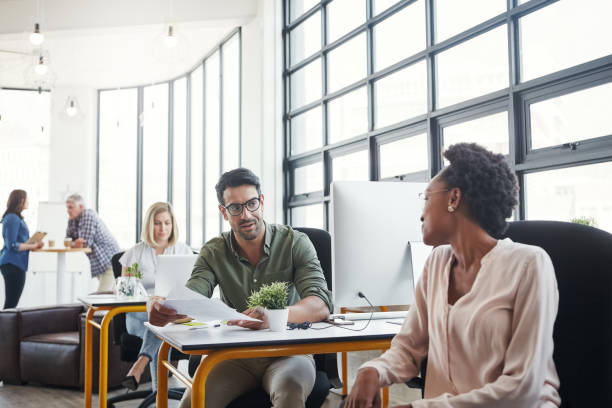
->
xmin=147 ymin=317 xmax=403 ymax=408
xmin=35 ymin=247 xmax=91 ymax=303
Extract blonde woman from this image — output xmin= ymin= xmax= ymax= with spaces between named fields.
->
xmin=120 ymin=202 xmax=191 ymax=391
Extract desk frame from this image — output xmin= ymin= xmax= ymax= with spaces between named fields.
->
xmin=155 ymin=337 xmax=393 ymax=408
xmin=82 ymin=303 xmax=147 ymax=408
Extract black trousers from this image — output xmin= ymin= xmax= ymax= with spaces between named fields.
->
xmin=1 ymin=263 xmax=26 ymax=309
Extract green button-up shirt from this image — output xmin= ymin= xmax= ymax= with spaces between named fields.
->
xmin=186 ymin=222 xmax=333 ymax=314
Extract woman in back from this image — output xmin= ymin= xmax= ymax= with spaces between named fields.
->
xmin=120 ymin=202 xmax=192 ymax=391
xmin=0 ymin=190 xmax=44 ymax=309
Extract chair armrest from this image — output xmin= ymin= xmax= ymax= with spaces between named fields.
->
xmin=19 ymin=304 xmax=84 ymax=338
xmin=0 ymin=309 xmax=21 ymax=382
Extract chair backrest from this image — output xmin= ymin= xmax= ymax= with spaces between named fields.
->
xmin=293 ymin=227 xmax=332 ymax=292
xmin=110 ymin=251 xmax=126 ymax=345
xmin=111 ymin=251 xmax=124 ymax=279
xmin=501 ymin=220 xmax=612 ymax=408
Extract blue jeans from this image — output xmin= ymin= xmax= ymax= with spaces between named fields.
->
xmin=126 ymin=312 xmax=162 ymax=390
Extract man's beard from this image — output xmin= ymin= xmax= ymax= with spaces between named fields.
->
xmin=235 ymin=219 xmax=262 ymax=241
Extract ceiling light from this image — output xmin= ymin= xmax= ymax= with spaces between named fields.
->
xmin=30 ymin=23 xmax=44 ymax=46
xmin=164 ymin=25 xmax=178 ymax=48
xmin=34 ymin=55 xmax=48 ymax=75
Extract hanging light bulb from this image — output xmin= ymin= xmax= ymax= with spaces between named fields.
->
xmin=164 ymin=25 xmax=178 ymax=48
xmin=66 ymin=99 xmax=78 ymax=117
xmin=34 ymin=55 xmax=48 ymax=75
xmin=30 ymin=23 xmax=44 ymax=46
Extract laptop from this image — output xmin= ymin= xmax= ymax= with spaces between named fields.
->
xmin=155 ymin=254 xmax=199 ymax=296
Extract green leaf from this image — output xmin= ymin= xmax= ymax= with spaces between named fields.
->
xmin=247 ymin=281 xmax=289 ymax=310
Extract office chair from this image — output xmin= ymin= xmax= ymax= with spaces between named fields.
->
xmin=107 ymin=251 xmax=185 ymax=408
xmin=406 ymin=221 xmax=612 ymax=407
xmin=187 ymin=227 xmax=341 ymax=408
xmin=501 ymin=220 xmax=612 ymax=407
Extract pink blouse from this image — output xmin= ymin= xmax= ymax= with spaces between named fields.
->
xmin=361 ymin=238 xmax=561 ymax=407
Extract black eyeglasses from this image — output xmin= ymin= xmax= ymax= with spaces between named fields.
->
xmin=223 ymin=197 xmax=261 ymax=216
xmin=287 ymin=321 xmax=311 ymax=330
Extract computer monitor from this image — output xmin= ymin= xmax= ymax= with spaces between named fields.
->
xmin=330 ymin=181 xmax=431 ymax=311
xmin=155 ymin=254 xmax=199 ymax=296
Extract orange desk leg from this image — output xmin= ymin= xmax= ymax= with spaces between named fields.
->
xmin=98 ymin=305 xmax=146 ymax=408
xmin=156 ymin=341 xmax=171 ymax=408
xmin=379 ymin=306 xmax=389 ymax=407
xmin=83 ymin=307 xmax=95 ymax=408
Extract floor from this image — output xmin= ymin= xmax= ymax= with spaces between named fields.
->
xmin=0 ymin=351 xmax=421 ymax=407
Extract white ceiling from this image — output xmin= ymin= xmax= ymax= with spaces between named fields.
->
xmin=0 ymin=0 xmax=258 ymax=88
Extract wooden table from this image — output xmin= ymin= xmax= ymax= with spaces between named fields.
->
xmin=79 ymin=296 xmax=147 ymax=408
xmin=35 ymin=247 xmax=91 ymax=303
xmin=147 ymin=317 xmax=402 ymax=408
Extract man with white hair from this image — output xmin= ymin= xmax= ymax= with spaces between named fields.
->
xmin=66 ymin=194 xmax=119 ymax=291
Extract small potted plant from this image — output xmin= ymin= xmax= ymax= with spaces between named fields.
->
xmin=247 ymin=281 xmax=289 ymax=332
xmin=115 ymin=262 xmax=147 ymax=299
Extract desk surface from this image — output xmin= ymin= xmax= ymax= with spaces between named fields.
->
xmin=35 ymin=247 xmax=92 ymax=253
xmin=78 ymin=295 xmax=147 ymax=307
xmin=146 ymin=318 xmax=402 ymax=351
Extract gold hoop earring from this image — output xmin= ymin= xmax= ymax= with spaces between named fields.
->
xmin=447 ymin=206 xmax=455 ymax=213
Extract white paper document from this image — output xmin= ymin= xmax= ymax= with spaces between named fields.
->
xmin=163 ymin=285 xmax=261 ymax=322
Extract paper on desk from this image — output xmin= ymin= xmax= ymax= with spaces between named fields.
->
xmin=163 ymin=285 xmax=261 ymax=322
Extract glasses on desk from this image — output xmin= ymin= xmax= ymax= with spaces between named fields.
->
xmin=287 ymin=321 xmax=312 ymax=330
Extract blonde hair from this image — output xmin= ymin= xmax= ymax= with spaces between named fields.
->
xmin=142 ymin=202 xmax=179 ymax=247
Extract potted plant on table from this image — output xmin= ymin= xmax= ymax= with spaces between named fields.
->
xmin=115 ymin=262 xmax=148 ymax=299
xmin=247 ymin=281 xmax=289 ymax=332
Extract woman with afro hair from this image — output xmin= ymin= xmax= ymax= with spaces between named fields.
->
xmin=346 ymin=143 xmax=561 ymax=407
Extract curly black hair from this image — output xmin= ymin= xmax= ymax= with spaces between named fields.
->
xmin=438 ymin=143 xmax=518 ymax=237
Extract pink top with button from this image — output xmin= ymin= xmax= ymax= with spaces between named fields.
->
xmin=361 ymin=238 xmax=561 ymax=407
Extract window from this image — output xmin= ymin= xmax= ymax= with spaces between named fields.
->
xmin=0 ymin=89 xmax=50 ymax=245
xmin=98 ymin=88 xmax=137 ymax=247
xmin=173 ymin=77 xmax=188 ymax=238
xmin=142 ymin=83 xmax=169 ymax=208
xmin=97 ymin=29 xmax=241 ymax=247
xmin=529 ymin=82 xmax=612 ymax=150
xmin=520 ymin=0 xmax=612 ymax=82
xmin=284 ymin=1 xmax=612 ymax=232
xmin=525 ymin=162 xmax=612 ymax=232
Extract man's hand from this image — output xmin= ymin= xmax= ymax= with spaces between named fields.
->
xmin=344 ymin=367 xmax=382 ymax=408
xmin=227 ymin=307 xmax=269 ymax=330
xmin=73 ymin=238 xmax=86 ymax=248
xmin=147 ymin=296 xmax=187 ymax=327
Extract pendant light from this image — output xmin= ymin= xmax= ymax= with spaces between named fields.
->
xmin=30 ymin=23 xmax=44 ymax=46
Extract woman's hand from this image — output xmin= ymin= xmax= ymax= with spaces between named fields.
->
xmin=35 ymin=240 xmax=44 ymax=249
xmin=345 ymin=367 xmax=382 ymax=408
xmin=227 ymin=307 xmax=269 ymax=330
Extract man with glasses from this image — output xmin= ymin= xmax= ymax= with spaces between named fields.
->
xmin=148 ymin=167 xmax=332 ymax=408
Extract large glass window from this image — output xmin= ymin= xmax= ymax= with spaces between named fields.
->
xmin=173 ymin=78 xmax=188 ymax=238
xmin=526 ymin=162 xmax=612 ymax=232
xmin=98 ymin=88 xmax=137 ymax=247
xmin=520 ymin=0 xmax=612 ymax=82
xmin=436 ymin=25 xmax=508 ymax=108
xmin=529 ymin=82 xmax=612 ymax=150
xmin=142 ymin=83 xmax=169 ymax=208
xmin=190 ymin=66 xmax=204 ymax=247
xmin=205 ymin=52 xmax=221 ymax=242
xmin=97 ymin=30 xmax=241 ymax=247
xmin=284 ymin=1 xmax=612 ymax=231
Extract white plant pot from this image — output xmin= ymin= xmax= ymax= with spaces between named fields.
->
xmin=265 ymin=308 xmax=289 ymax=332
